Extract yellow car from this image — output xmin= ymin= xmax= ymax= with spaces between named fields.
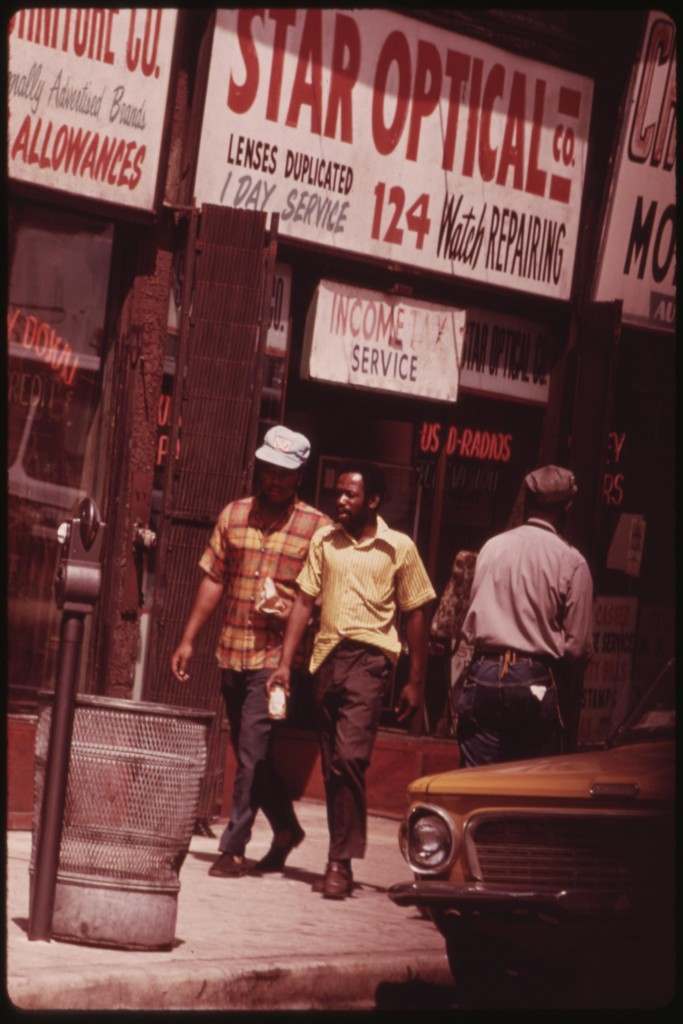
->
xmin=389 ymin=660 xmax=675 ymax=1007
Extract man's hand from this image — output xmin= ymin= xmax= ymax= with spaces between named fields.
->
xmin=171 ymin=640 xmax=193 ymax=682
xmin=395 ymin=681 xmax=422 ymax=722
xmin=266 ymin=665 xmax=291 ymax=696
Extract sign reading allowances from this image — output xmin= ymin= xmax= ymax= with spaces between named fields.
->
xmin=8 ymin=8 xmax=177 ymax=211
xmin=593 ymin=10 xmax=676 ymax=332
xmin=302 ymin=279 xmax=465 ymax=402
xmin=194 ymin=8 xmax=594 ymax=300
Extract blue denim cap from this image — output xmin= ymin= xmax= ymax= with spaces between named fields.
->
xmin=255 ymin=425 xmax=311 ymax=471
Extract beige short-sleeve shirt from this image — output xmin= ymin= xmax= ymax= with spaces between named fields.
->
xmin=462 ymin=518 xmax=594 ymax=661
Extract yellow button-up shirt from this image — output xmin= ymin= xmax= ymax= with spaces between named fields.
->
xmin=296 ymin=515 xmax=436 ymax=673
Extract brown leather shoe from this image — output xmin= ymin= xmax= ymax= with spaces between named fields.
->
xmin=320 ymin=860 xmax=353 ymax=899
xmin=252 ymin=826 xmax=306 ymax=873
xmin=208 ymin=852 xmax=247 ymax=877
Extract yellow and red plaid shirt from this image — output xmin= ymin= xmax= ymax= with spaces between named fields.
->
xmin=199 ymin=496 xmax=330 ymax=670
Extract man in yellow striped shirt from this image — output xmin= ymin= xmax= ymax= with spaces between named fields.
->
xmin=267 ymin=463 xmax=435 ymax=898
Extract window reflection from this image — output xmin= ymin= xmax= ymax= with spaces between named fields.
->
xmin=7 ymin=203 xmax=113 ymax=709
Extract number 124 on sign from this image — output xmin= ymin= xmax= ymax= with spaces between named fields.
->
xmin=370 ymin=183 xmax=432 ymax=250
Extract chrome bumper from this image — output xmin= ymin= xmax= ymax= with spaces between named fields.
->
xmin=388 ymin=880 xmax=632 ymax=917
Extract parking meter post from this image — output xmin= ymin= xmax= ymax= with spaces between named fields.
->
xmin=27 ymin=498 xmax=104 ymax=943
xmin=28 ymin=612 xmax=84 ymax=941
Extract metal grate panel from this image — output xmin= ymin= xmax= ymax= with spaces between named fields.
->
xmin=143 ymin=205 xmax=274 ymax=819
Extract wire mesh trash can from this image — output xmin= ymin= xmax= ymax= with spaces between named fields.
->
xmin=30 ymin=692 xmax=214 ymax=950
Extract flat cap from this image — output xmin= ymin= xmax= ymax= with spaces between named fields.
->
xmin=524 ymin=465 xmax=578 ymax=504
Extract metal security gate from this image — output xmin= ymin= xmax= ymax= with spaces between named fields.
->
xmin=143 ymin=204 xmax=277 ymax=822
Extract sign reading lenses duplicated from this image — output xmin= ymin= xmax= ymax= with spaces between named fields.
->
xmin=194 ymin=9 xmax=594 ymax=300
xmin=302 ymin=280 xmax=465 ymax=402
xmin=8 ymin=8 xmax=177 ymax=211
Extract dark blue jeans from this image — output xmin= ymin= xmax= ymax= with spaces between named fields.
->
xmin=455 ymin=653 xmax=562 ymax=767
xmin=218 ymin=669 xmax=301 ymax=856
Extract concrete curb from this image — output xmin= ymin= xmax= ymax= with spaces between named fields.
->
xmin=8 ymin=951 xmax=452 ymax=1011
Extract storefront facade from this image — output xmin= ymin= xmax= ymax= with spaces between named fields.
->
xmin=8 ymin=9 xmax=674 ymax=822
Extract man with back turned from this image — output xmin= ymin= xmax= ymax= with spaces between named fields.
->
xmin=457 ymin=465 xmax=593 ymax=767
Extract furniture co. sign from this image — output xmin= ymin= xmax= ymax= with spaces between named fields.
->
xmin=8 ymin=8 xmax=177 ymax=211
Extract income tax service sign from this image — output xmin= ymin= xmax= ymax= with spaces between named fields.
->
xmin=194 ymin=9 xmax=594 ymax=299
xmin=302 ymin=279 xmax=465 ymax=402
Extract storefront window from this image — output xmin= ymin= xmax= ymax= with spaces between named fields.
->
xmin=7 ymin=202 xmax=114 ymax=710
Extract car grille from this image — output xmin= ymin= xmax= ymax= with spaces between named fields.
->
xmin=467 ymin=814 xmax=650 ymax=893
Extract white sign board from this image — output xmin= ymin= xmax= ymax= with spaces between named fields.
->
xmin=194 ymin=9 xmax=594 ymax=300
xmin=593 ymin=11 xmax=676 ymax=331
xmin=578 ymin=596 xmax=638 ymax=747
xmin=459 ymin=308 xmax=553 ymax=404
xmin=302 ymin=279 xmax=465 ymax=401
xmin=8 ymin=8 xmax=177 ymax=211
xmin=265 ymin=263 xmax=292 ymax=357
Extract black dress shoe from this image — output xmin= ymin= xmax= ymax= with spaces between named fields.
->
xmin=208 ymin=852 xmax=247 ymax=877
xmin=319 ymin=860 xmax=353 ymax=899
xmin=252 ymin=826 xmax=306 ymax=873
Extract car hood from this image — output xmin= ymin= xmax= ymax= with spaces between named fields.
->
xmin=409 ymin=741 xmax=674 ymax=803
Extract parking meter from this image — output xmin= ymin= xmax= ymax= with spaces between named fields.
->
xmin=29 ymin=497 xmax=105 ymax=942
xmin=54 ymin=497 xmax=105 ymax=612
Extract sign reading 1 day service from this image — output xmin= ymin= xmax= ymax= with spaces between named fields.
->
xmin=194 ymin=9 xmax=594 ymax=300
xmin=8 ymin=8 xmax=177 ymax=211
xmin=302 ymin=279 xmax=465 ymax=402
xmin=459 ymin=308 xmax=554 ymax=404
xmin=593 ymin=11 xmax=676 ymax=332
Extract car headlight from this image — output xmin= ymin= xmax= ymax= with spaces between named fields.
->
xmin=403 ymin=804 xmax=459 ymax=875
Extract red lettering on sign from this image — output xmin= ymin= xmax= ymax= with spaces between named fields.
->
xmin=462 ymin=57 xmax=483 ymax=178
xmin=525 ymin=79 xmax=548 ymax=197
xmin=419 ymin=421 xmax=513 ymax=462
xmin=228 ymin=9 xmax=264 ymax=115
xmin=441 ymin=50 xmax=471 ymax=172
xmin=479 ymin=63 xmax=504 ymax=182
xmin=324 ymin=13 xmax=360 ymax=143
xmin=629 ymin=16 xmax=676 ymax=169
xmin=9 ymin=306 xmax=80 ymax=386
xmin=406 ymin=40 xmax=442 ymax=162
xmin=602 ymin=472 xmax=624 ymax=506
xmin=286 ymin=9 xmax=323 ymax=131
xmin=372 ymin=31 xmax=411 ymax=155
xmin=496 ymin=71 xmax=526 ymax=189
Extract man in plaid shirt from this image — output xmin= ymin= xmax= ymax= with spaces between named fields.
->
xmin=171 ymin=426 xmax=329 ymax=878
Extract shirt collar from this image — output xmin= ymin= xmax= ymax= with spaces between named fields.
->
xmin=331 ymin=514 xmax=397 ymax=551
xmin=526 ymin=516 xmax=558 ymax=535
xmin=250 ymin=494 xmax=297 ymax=531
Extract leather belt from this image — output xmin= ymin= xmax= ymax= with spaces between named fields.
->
xmin=475 ymin=647 xmax=557 ymax=668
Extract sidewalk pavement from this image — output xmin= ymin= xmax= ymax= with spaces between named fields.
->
xmin=6 ymin=799 xmax=453 ymax=1011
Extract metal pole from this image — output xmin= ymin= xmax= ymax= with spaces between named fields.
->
xmin=28 ymin=611 xmax=85 ymax=941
